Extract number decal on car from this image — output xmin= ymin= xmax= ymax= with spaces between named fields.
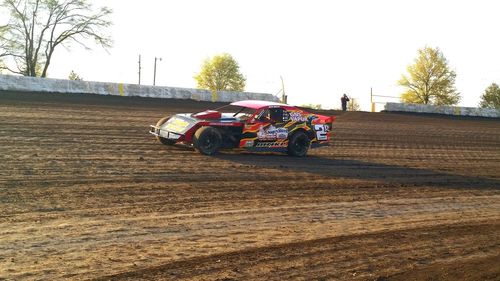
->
xmin=314 ymin=124 xmax=328 ymax=141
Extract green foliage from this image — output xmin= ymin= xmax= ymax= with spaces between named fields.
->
xmin=68 ymin=70 xmax=83 ymax=81
xmin=194 ymin=53 xmax=246 ymax=92
xmin=0 ymin=0 xmax=112 ymax=77
xmin=399 ymin=47 xmax=460 ymax=105
xmin=348 ymin=98 xmax=361 ymax=111
xmin=479 ymin=83 xmax=500 ymax=109
xmin=20 ymin=62 xmax=43 ymax=77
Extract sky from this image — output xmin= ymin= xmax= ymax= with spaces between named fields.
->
xmin=2 ymin=0 xmax=500 ymax=110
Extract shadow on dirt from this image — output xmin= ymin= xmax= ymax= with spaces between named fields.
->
xmin=215 ymin=153 xmax=500 ymax=190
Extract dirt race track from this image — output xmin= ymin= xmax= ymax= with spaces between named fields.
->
xmin=1 ymin=91 xmax=499 ymax=281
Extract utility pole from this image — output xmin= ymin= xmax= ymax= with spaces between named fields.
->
xmin=370 ymin=87 xmax=375 ymax=112
xmin=153 ymin=57 xmax=162 ymax=86
xmin=280 ymin=76 xmax=287 ymax=104
xmin=138 ymin=55 xmax=142 ymax=85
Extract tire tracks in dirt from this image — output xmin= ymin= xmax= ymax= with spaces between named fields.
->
xmin=0 ymin=92 xmax=499 ymax=280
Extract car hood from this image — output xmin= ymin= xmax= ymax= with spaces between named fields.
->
xmin=160 ymin=114 xmax=198 ymax=134
xmin=161 ymin=113 xmax=242 ymax=134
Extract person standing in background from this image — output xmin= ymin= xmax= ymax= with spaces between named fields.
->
xmin=341 ymin=94 xmax=350 ymax=111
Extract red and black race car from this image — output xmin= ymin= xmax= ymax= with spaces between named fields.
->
xmin=149 ymin=100 xmax=335 ymax=156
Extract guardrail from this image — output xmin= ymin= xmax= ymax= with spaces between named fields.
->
xmin=0 ymin=74 xmax=278 ymax=103
xmin=384 ymin=102 xmax=500 ymax=118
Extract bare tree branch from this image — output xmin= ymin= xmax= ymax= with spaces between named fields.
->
xmin=0 ymin=0 xmax=112 ymax=77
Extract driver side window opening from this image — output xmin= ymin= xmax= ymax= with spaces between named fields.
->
xmin=258 ymin=108 xmax=290 ymax=123
xmin=257 ymin=109 xmax=270 ymax=121
xmin=269 ymin=108 xmax=282 ymax=122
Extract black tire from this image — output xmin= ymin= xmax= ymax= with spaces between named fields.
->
xmin=193 ymin=127 xmax=222 ymax=155
xmin=155 ymin=116 xmax=176 ymax=145
xmin=287 ymin=131 xmax=310 ymax=157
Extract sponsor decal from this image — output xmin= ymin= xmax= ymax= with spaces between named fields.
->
xmin=255 ymin=141 xmax=288 ymax=148
xmin=257 ymin=125 xmax=288 ymax=140
xmin=244 ymin=140 xmax=254 ymax=147
xmin=289 ymin=111 xmax=308 ymax=122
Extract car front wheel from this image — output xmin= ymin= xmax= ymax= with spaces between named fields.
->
xmin=193 ymin=126 xmax=222 ymax=155
xmin=287 ymin=131 xmax=310 ymax=157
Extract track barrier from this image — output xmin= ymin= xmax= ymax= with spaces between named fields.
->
xmin=0 ymin=74 xmax=278 ymax=103
xmin=385 ymin=102 xmax=500 ymax=118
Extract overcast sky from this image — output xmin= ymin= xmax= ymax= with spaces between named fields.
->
xmin=2 ymin=0 xmax=500 ymax=110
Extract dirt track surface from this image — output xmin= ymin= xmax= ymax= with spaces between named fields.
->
xmin=1 ymin=91 xmax=499 ymax=281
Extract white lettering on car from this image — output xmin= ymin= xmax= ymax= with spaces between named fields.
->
xmin=314 ymin=124 xmax=328 ymax=141
xmin=257 ymin=125 xmax=289 ymax=140
xmin=289 ymin=112 xmax=307 ymax=122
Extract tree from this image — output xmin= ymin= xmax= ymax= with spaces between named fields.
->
xmin=194 ymin=53 xmax=246 ymax=93
xmin=348 ymin=98 xmax=361 ymax=111
xmin=399 ymin=47 xmax=460 ymax=105
xmin=0 ymin=0 xmax=112 ymax=77
xmin=479 ymin=83 xmax=500 ymax=109
xmin=68 ymin=69 xmax=82 ymax=80
xmin=0 ymin=57 xmax=4 ymax=72
xmin=0 ymin=26 xmax=7 ymax=72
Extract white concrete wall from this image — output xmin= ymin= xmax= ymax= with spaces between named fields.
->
xmin=0 ymin=74 xmax=278 ymax=102
xmin=385 ymin=102 xmax=500 ymax=118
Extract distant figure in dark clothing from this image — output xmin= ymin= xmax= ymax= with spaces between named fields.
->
xmin=341 ymin=94 xmax=350 ymax=111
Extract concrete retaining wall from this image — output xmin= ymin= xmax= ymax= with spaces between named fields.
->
xmin=385 ymin=102 xmax=500 ymax=118
xmin=0 ymin=74 xmax=278 ymax=103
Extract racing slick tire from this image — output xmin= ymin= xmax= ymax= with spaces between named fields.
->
xmin=287 ymin=131 xmax=310 ymax=157
xmin=155 ymin=116 xmax=176 ymax=145
xmin=193 ymin=126 xmax=223 ymax=155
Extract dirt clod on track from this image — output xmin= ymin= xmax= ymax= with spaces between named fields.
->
xmin=1 ymin=91 xmax=499 ymax=281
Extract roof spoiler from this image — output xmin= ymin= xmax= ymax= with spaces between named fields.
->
xmin=314 ymin=115 xmax=336 ymax=124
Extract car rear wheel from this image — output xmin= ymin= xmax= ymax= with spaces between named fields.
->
xmin=287 ymin=131 xmax=310 ymax=157
xmin=193 ymin=126 xmax=222 ymax=155
xmin=155 ymin=116 xmax=176 ymax=145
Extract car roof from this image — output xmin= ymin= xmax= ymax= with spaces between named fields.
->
xmin=230 ymin=100 xmax=293 ymax=110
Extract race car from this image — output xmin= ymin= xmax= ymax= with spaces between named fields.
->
xmin=149 ymin=100 xmax=335 ymax=156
